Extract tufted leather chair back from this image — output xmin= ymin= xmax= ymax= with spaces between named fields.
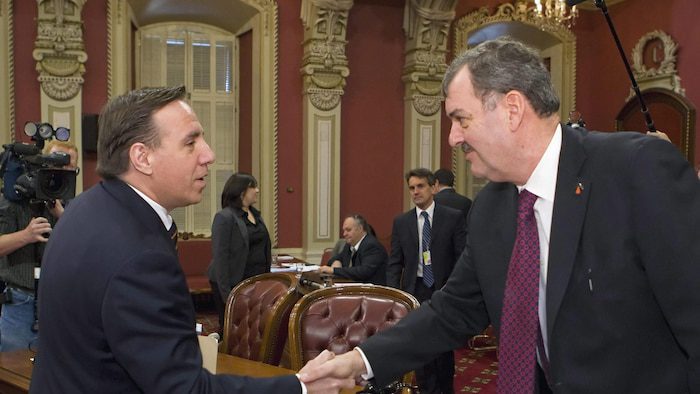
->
xmin=222 ymin=272 xmax=300 ymax=365
xmin=287 ymin=284 xmax=419 ymax=370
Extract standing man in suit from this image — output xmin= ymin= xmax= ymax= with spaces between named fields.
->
xmin=433 ymin=168 xmax=472 ymax=222
xmin=31 ymin=86 xmax=352 ymax=394
xmin=301 ymin=37 xmax=700 ymax=393
xmin=319 ymin=214 xmax=387 ymax=285
xmin=386 ymin=168 xmax=466 ymax=394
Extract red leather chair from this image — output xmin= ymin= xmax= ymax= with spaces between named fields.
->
xmin=221 ymin=272 xmax=300 ymax=365
xmin=287 ymin=284 xmax=419 ymax=371
xmin=320 ymin=247 xmax=334 ymax=266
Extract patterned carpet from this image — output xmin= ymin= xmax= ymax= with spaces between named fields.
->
xmin=453 ymin=347 xmax=498 ymax=393
xmin=194 ymin=296 xmax=499 ymax=392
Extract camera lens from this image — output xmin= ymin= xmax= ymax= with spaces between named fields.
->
xmin=38 ymin=171 xmax=68 ymax=199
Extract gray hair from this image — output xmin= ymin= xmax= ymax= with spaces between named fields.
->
xmin=442 ymin=37 xmax=560 ymax=117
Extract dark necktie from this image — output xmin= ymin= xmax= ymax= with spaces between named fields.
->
xmin=497 ymin=189 xmax=540 ymax=394
xmin=168 ymin=221 xmax=178 ymax=250
xmin=420 ymin=211 xmax=434 ymax=287
xmin=349 ymin=246 xmax=357 ymax=267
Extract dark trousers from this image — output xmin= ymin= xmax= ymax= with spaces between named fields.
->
xmin=210 ymin=281 xmax=225 ymax=335
xmin=413 ymin=280 xmax=455 ymax=394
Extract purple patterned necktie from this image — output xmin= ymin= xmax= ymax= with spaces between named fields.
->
xmin=497 ymin=189 xmax=540 ymax=394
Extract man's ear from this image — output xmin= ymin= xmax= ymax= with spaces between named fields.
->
xmin=129 ymin=143 xmax=153 ymax=175
xmin=504 ymin=91 xmax=525 ymax=131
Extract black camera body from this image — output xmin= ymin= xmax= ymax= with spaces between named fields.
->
xmin=0 ymin=123 xmax=77 ymax=204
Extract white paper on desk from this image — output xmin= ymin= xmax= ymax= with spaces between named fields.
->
xmin=198 ymin=335 xmax=218 ymax=374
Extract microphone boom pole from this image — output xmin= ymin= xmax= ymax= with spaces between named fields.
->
xmin=573 ymin=0 xmax=657 ymax=132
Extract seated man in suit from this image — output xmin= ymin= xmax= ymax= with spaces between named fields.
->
xmin=433 ymin=168 xmax=472 ymax=222
xmin=319 ymin=214 xmax=387 ymax=285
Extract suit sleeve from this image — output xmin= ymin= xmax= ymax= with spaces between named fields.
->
xmin=630 ymin=138 xmax=700 ymax=390
xmin=359 ymin=239 xmax=489 ymax=385
xmin=211 ymin=212 xmax=245 ymax=301
xmin=452 ymin=213 xmax=467 ymax=261
xmin=102 ymin=250 xmax=301 ymax=393
xmin=333 ymin=241 xmax=387 ymax=282
xmin=386 ymin=217 xmax=404 ymax=288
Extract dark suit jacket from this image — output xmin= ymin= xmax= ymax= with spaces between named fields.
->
xmin=434 ymin=188 xmax=472 ymax=222
xmin=360 ymin=126 xmax=700 ymax=392
xmin=207 ymin=206 xmax=272 ymax=302
xmin=31 ymin=179 xmax=299 ymax=393
xmin=328 ymin=234 xmax=387 ymax=285
xmin=386 ymin=204 xmax=466 ymax=295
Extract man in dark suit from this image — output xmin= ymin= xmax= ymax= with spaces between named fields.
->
xmin=433 ymin=168 xmax=472 ymax=222
xmin=385 ymin=168 xmax=466 ymax=394
xmin=31 ymin=86 xmax=352 ymax=394
xmin=319 ymin=214 xmax=387 ymax=285
xmin=301 ymin=38 xmax=700 ymax=393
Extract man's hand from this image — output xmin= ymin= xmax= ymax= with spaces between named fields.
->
xmin=299 ymin=349 xmax=367 ymax=392
xmin=319 ymin=266 xmax=334 ymax=274
xmin=24 ymin=217 xmax=52 ymax=243
xmin=48 ymin=199 xmax=65 ymax=219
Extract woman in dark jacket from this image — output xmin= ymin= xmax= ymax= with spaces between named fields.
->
xmin=207 ymin=173 xmax=271 ymax=331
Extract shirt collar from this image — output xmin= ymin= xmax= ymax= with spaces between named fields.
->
xmin=415 ymin=200 xmax=435 ymax=218
xmin=127 ymin=183 xmax=173 ymax=230
xmin=352 ymin=234 xmax=367 ymax=251
xmin=519 ymin=123 xmax=562 ymax=202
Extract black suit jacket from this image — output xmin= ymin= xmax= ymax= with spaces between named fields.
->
xmin=207 ymin=206 xmax=272 ymax=302
xmin=434 ymin=188 xmax=472 ymax=222
xmin=360 ymin=126 xmax=700 ymax=392
xmin=31 ymin=179 xmax=299 ymax=393
xmin=328 ymin=234 xmax=387 ymax=285
xmin=387 ymin=204 xmax=466 ymax=294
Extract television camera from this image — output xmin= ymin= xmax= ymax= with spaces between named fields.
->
xmin=0 ymin=122 xmax=77 ymax=205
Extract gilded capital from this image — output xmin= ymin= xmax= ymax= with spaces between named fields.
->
xmin=33 ymin=0 xmax=87 ymax=100
xmin=403 ymin=0 xmax=457 ymax=115
xmin=300 ymin=0 xmax=353 ymax=110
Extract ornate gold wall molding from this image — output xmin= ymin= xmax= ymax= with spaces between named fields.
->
xmin=0 ymin=0 xmax=14 ymax=144
xmin=300 ymin=0 xmax=353 ymax=262
xmin=301 ymin=0 xmax=352 ymax=111
xmin=33 ymin=0 xmax=87 ymax=101
xmin=630 ymin=30 xmax=684 ymax=97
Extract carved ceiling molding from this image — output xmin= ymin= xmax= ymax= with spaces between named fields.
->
xmin=33 ymin=0 xmax=87 ymax=101
xmin=630 ymin=30 xmax=684 ymax=97
xmin=300 ymin=0 xmax=353 ymax=111
xmin=403 ymin=0 xmax=457 ymax=116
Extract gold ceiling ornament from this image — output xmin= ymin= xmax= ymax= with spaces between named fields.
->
xmin=533 ymin=0 xmax=579 ymax=28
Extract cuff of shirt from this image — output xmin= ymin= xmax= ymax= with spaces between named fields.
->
xmin=354 ymin=347 xmax=375 ymax=381
xmin=296 ymin=374 xmax=307 ymax=394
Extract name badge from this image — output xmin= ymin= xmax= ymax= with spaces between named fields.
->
xmin=422 ymin=250 xmax=432 ymax=266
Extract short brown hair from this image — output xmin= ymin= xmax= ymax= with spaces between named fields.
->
xmin=43 ymin=140 xmax=79 ymax=160
xmin=405 ymin=168 xmax=435 ymax=186
xmin=96 ymin=86 xmax=187 ymax=179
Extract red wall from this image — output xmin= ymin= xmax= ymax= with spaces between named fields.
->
xmin=13 ymin=1 xmax=40 ymax=144
xmin=341 ymin=0 xmax=405 ymax=246
xmin=276 ymin=0 xmax=305 ymax=247
xmin=574 ymin=0 xmax=700 ymax=166
xmin=81 ymin=0 xmax=109 ymax=189
xmin=238 ymin=30 xmax=253 ymax=174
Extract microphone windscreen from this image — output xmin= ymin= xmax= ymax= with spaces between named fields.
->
xmin=567 ymin=0 xmax=588 ymax=6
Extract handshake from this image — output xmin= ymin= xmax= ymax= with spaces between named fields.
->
xmin=298 ymin=349 xmax=367 ymax=394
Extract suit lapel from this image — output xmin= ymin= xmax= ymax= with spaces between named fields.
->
xmin=546 ymin=126 xmax=591 ymax=336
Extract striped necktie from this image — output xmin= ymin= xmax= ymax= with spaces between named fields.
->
xmin=420 ymin=211 xmax=434 ymax=287
xmin=168 ymin=221 xmax=178 ymax=250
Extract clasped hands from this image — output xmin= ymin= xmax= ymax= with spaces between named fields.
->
xmin=298 ymin=349 xmax=367 ymax=394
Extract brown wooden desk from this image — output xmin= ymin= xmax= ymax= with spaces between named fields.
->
xmin=0 ymin=350 xmax=358 ymax=393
